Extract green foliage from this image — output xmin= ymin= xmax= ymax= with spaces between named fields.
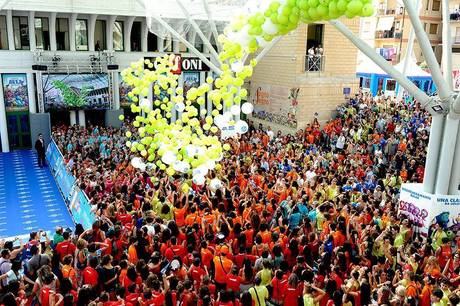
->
xmin=52 ymin=80 xmax=92 ymax=108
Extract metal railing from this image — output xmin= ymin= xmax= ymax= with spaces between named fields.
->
xmin=305 ymin=55 xmax=325 ymax=72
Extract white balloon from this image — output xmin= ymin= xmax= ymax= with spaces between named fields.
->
xmin=214 ymin=114 xmax=226 ymax=128
xmin=235 ymin=120 xmax=249 ymax=134
xmin=255 ymin=36 xmax=269 ymax=48
xmin=185 ymin=144 xmax=197 ymax=157
xmin=231 ymin=61 xmax=244 ymax=73
xmin=139 ymin=98 xmax=151 ymax=109
xmin=192 ymin=174 xmax=205 ymax=185
xmin=173 ymin=160 xmax=183 ymax=172
xmin=223 ymin=111 xmax=233 ymax=122
xmin=175 ymin=102 xmax=185 ymax=112
xmin=206 ymin=159 xmax=216 ymax=170
xmin=197 ymin=164 xmax=209 ymax=176
xmin=230 ymin=105 xmax=241 ymax=115
xmin=161 ymin=151 xmax=176 ymax=165
xmin=131 ymin=157 xmax=142 ymax=169
xmin=210 ymin=178 xmax=222 ymax=191
xmin=241 ymin=102 xmax=254 ymax=114
xmin=262 ymin=19 xmax=279 ymax=35
xmin=139 ymin=162 xmax=146 ymax=172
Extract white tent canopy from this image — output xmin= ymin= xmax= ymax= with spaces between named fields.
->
xmin=357 ymin=55 xmax=431 ymax=77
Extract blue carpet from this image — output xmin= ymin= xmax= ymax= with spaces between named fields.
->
xmin=0 ymin=150 xmax=74 ymax=238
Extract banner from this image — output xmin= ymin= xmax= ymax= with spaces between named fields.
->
xmin=183 ymin=72 xmax=200 ymax=97
xmin=42 ymin=74 xmax=110 ymax=111
xmin=119 ymin=72 xmax=133 ymax=107
xmin=398 ymin=184 xmax=433 ymax=235
xmin=2 ymin=74 xmax=29 ymax=112
xmin=69 ymin=187 xmax=96 ymax=230
xmin=46 ymin=140 xmax=96 ymax=229
xmin=398 ymin=183 xmax=460 ymax=236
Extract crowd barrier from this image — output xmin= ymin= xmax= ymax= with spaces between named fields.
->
xmin=46 ymin=140 xmax=96 ymax=230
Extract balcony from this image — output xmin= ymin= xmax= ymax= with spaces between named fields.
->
xmin=450 ymin=12 xmax=460 ymax=20
xmin=376 ymin=7 xmax=405 ymax=16
xmin=375 ymin=30 xmax=402 ymax=39
xmin=305 ymin=55 xmax=325 ymax=72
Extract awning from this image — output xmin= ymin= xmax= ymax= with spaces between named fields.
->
xmin=376 ymin=16 xmax=395 ymax=31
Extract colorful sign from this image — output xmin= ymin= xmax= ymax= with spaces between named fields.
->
xmin=453 ymin=70 xmax=460 ymax=91
xmin=42 ymin=74 xmax=110 ymax=111
xmin=398 ymin=183 xmax=460 ymax=236
xmin=183 ymin=72 xmax=200 ymax=97
xmin=144 ymin=55 xmax=210 ymax=72
xmin=119 ymin=72 xmax=134 ymax=107
xmin=2 ymin=74 xmax=29 ymax=112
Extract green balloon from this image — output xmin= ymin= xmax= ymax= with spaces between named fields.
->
xmin=270 ymin=1 xmax=281 ymax=10
xmin=264 ymin=9 xmax=272 ymax=17
xmin=347 ymin=0 xmax=363 ymax=14
xmin=317 ymin=4 xmax=328 ymax=17
xmin=329 ymin=1 xmax=338 ymax=12
xmin=282 ymin=6 xmax=292 ymax=16
xmin=271 ymin=13 xmax=279 ymax=24
xmin=297 ymin=0 xmax=308 ymax=10
xmin=362 ymin=3 xmax=374 ymax=16
xmin=287 ymin=0 xmax=297 ymax=6
xmin=308 ymin=0 xmax=319 ymax=8
xmin=289 ymin=14 xmax=300 ymax=23
xmin=308 ymin=7 xmax=319 ymax=19
xmin=345 ymin=9 xmax=356 ymax=18
xmin=278 ymin=14 xmax=289 ymax=25
xmin=336 ymin=0 xmax=347 ymax=11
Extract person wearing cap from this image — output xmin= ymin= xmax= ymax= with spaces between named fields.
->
xmin=212 ymin=245 xmax=233 ymax=291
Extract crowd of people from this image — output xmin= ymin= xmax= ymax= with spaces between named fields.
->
xmin=1 ymin=91 xmax=460 ymax=306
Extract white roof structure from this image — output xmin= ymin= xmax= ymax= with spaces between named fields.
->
xmin=357 ymin=56 xmax=431 ymax=78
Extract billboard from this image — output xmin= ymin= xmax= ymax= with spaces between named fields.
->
xmin=42 ymin=74 xmax=110 ymax=111
xmin=2 ymin=74 xmax=29 ymax=112
xmin=183 ymin=72 xmax=200 ymax=97
xmin=119 ymin=72 xmax=133 ymax=107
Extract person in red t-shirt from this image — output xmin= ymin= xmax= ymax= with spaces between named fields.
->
xmin=282 ymin=274 xmax=302 ymax=306
xmin=39 ymin=273 xmax=63 ymax=306
xmin=188 ymin=257 xmax=208 ymax=290
xmin=226 ymin=267 xmax=242 ymax=293
xmin=164 ymin=237 xmax=186 ymax=262
xmin=56 ymin=231 xmax=76 ymax=262
xmin=271 ymin=270 xmax=287 ymax=304
xmin=82 ymin=257 xmax=99 ymax=287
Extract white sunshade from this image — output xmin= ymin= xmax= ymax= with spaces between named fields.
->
xmin=376 ymin=16 xmax=395 ymax=31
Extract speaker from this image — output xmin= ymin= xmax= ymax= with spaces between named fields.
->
xmin=107 ymin=64 xmax=119 ymax=70
xmin=32 ymin=65 xmax=48 ymax=71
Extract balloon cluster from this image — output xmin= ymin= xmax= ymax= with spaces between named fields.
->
xmin=121 ymin=0 xmax=374 ymax=186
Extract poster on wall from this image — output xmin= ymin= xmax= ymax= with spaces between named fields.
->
xmin=183 ymin=72 xmax=200 ymax=97
xmin=453 ymin=70 xmax=460 ymax=91
xmin=250 ymin=84 xmax=298 ymax=129
xmin=42 ymin=74 xmax=110 ymax=111
xmin=119 ymin=72 xmax=133 ymax=107
xmin=432 ymin=195 xmax=460 ymax=236
xmin=398 ymin=184 xmax=433 ymax=236
xmin=2 ymin=74 xmax=29 ymax=112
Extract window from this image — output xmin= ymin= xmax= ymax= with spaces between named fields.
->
xmin=386 ymin=79 xmax=396 ymax=91
xmin=75 ymin=19 xmax=88 ymax=50
xmin=35 ymin=17 xmax=50 ymax=50
xmin=94 ymin=20 xmax=106 ymax=51
xmin=131 ymin=21 xmax=142 ymax=51
xmin=147 ymin=31 xmax=157 ymax=52
xmin=113 ymin=21 xmax=124 ymax=51
xmin=163 ymin=35 xmax=173 ymax=52
xmin=456 ymin=27 xmax=460 ymax=43
xmin=429 ymin=23 xmax=438 ymax=35
xmin=13 ymin=16 xmax=29 ymax=50
xmin=431 ymin=0 xmax=440 ymax=11
xmin=0 ymin=15 xmax=8 ymax=50
xmin=305 ymin=24 xmax=324 ymax=71
xmin=56 ymin=18 xmax=69 ymax=50
xmin=425 ymin=0 xmax=430 ymax=10
xmin=362 ymin=77 xmax=371 ymax=89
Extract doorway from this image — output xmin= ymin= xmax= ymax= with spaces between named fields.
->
xmin=85 ymin=109 xmax=106 ymax=126
xmin=49 ymin=110 xmax=70 ymax=127
xmin=6 ymin=112 xmax=31 ymax=149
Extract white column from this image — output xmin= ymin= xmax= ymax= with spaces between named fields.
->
xmin=27 ymin=73 xmax=36 ymax=113
xmin=436 ymin=115 xmax=459 ymax=194
xmin=69 ymin=13 xmax=78 ymax=52
xmin=113 ymin=72 xmax=120 ymax=110
xmin=449 ymin=122 xmax=460 ymax=194
xmin=6 ymin=10 xmax=15 ymax=50
xmin=88 ymin=14 xmax=98 ymax=52
xmin=28 ymin=11 xmax=36 ymax=51
xmin=124 ymin=16 xmax=135 ymax=52
xmin=177 ymin=74 xmax=184 ymax=120
xmin=0 ymin=77 xmax=10 ymax=152
xmin=49 ymin=12 xmax=57 ymax=51
xmin=158 ymin=35 xmax=164 ymax=52
xmin=141 ymin=20 xmax=148 ymax=52
xmin=70 ymin=111 xmax=77 ymax=125
xmin=106 ymin=15 xmax=117 ymax=51
xmin=78 ymin=110 xmax=86 ymax=127
xmin=423 ymin=116 xmax=445 ymax=193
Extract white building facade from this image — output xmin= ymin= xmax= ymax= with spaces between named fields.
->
xmin=0 ymin=0 xmax=219 ymax=152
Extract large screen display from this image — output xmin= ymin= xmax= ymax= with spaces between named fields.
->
xmin=42 ymin=74 xmax=110 ymax=111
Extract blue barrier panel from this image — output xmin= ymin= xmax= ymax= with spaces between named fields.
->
xmin=46 ymin=140 xmax=96 ymax=229
xmin=69 ymin=188 xmax=96 ymax=230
